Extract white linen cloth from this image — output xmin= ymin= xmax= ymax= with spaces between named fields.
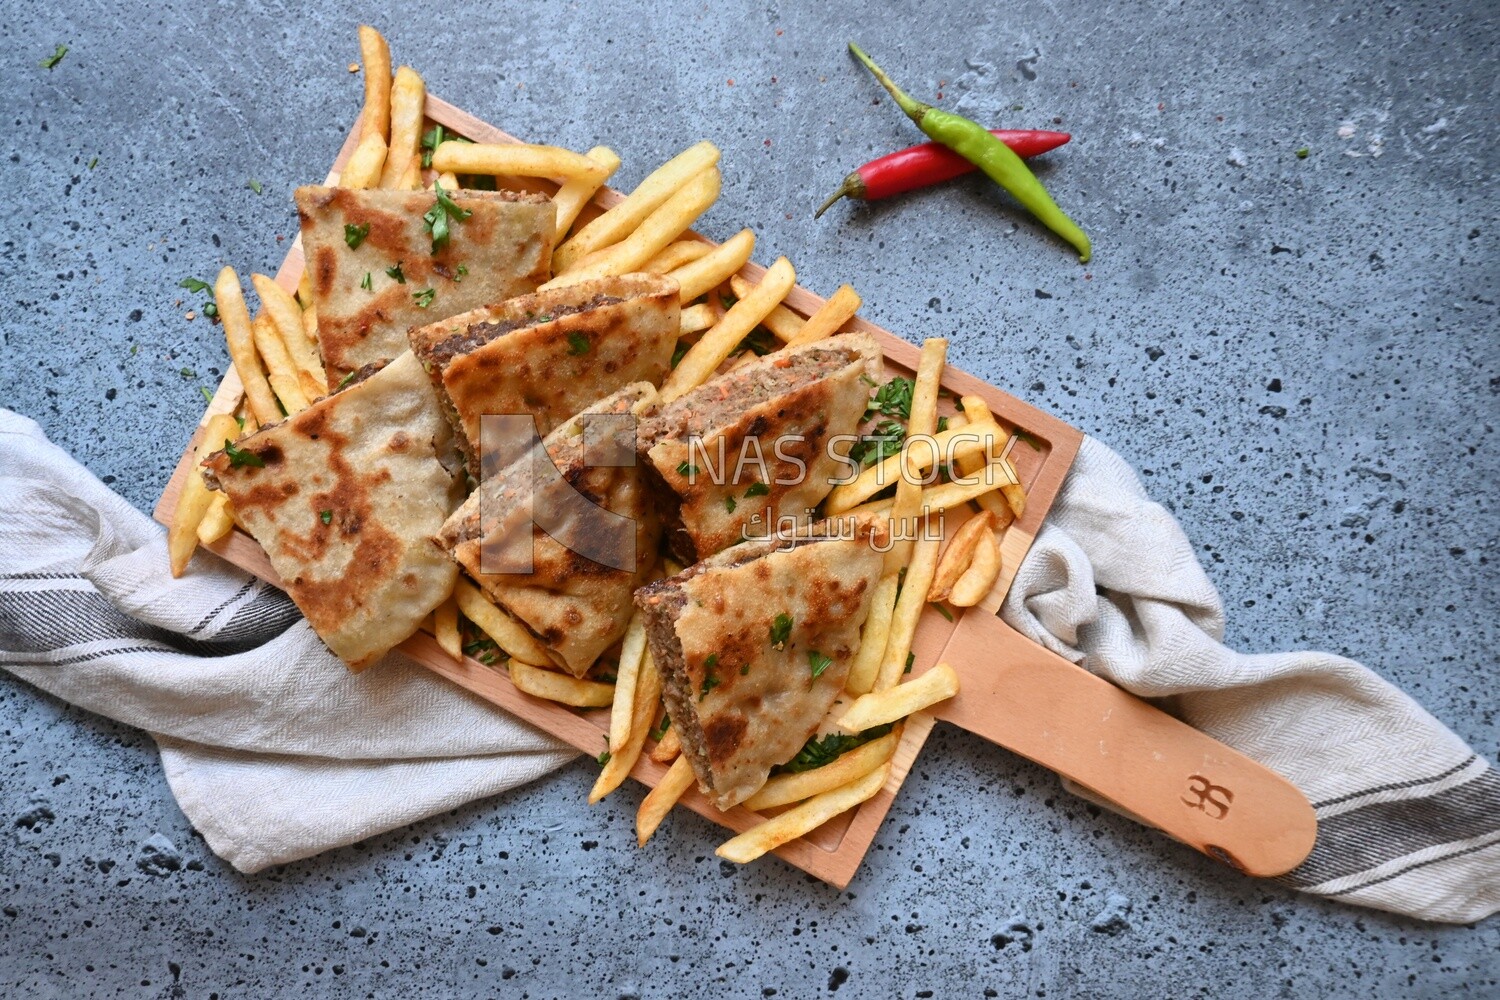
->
xmin=1 ymin=409 xmax=1494 ymax=922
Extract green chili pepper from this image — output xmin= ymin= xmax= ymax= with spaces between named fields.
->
xmin=848 ymin=42 xmax=1091 ymax=263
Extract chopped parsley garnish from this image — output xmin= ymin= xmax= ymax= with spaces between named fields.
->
xmin=932 ymin=603 xmax=954 ymax=622
xmin=776 ymin=724 xmax=894 ymax=774
xmin=385 ymin=263 xmax=406 ymax=284
xmin=936 ymin=416 xmax=949 ymax=433
xmin=1295 ymin=147 xmax=1310 ymax=159
xmin=649 ymin=714 xmax=670 ymax=741
xmin=413 ymin=287 xmax=436 ymax=308
xmin=336 ymin=370 xmax=357 ymax=390
xmin=699 ymin=653 xmax=721 ymax=699
xmin=905 ymin=651 xmax=915 ymax=674
xmin=859 ymin=373 xmax=879 ymax=388
xmin=535 ymin=313 xmax=554 ymax=323
xmin=202 ymin=301 xmax=218 ymax=318
xmin=769 ymin=613 xmax=792 ymax=650
xmin=807 ymin=650 xmax=833 ymax=680
xmin=461 ymin=636 xmax=501 ymax=665
xmin=39 ymin=44 xmax=68 ymax=70
xmin=222 ymin=439 xmax=264 ymax=468
xmin=360 ymin=271 xmax=372 ymax=290
xmin=724 ymin=495 xmax=737 ymax=514
xmin=740 ymin=664 xmax=750 ymax=676
xmin=596 ymin=750 xmax=612 ymax=767
xmin=246 ymin=178 xmax=263 ymax=195
xmin=566 ymin=331 xmax=590 ymax=355
xmin=200 ymin=386 xmax=214 ymax=405
xmin=423 ymin=183 xmax=473 ymax=254
xmin=849 ymin=420 xmax=905 ymax=468
xmin=676 ymin=462 xmax=698 ymax=478
xmin=454 ymin=264 xmax=469 ymax=282
xmin=344 ymin=223 xmax=370 ymax=249
xmin=87 ymin=156 xmax=98 ymax=170
xmin=1012 ymin=428 xmax=1043 ymax=451
xmin=866 ymin=376 xmax=914 ymax=420
xmin=179 ymin=277 xmax=212 ymax=294
xmin=320 ymin=509 xmax=333 ymax=524
xmin=670 ymin=342 xmax=688 ymax=369
xmin=744 ymin=481 xmax=770 ymax=498
xmin=179 ymin=367 xmax=196 ymax=378
xmin=419 ymin=125 xmax=471 ymax=168
xmin=735 ymin=328 xmax=776 ymax=356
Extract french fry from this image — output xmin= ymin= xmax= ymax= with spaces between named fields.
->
xmin=679 ymin=302 xmax=717 ymax=335
xmin=608 ymin=611 xmax=649 ymax=754
xmin=169 ymin=414 xmax=238 ymax=577
xmin=825 ymin=419 xmax=1002 ymax=515
xmin=340 ymin=132 xmax=388 ymax=190
xmin=728 ymin=274 xmax=803 ymax=340
xmin=643 ymin=240 xmax=712 ymax=274
xmin=742 ymin=729 xmax=899 ymax=812
xmin=928 ymin=511 xmax=996 ymax=603
xmin=1001 ymin=457 xmax=1027 ymax=518
xmin=452 ymin=578 xmax=555 ymax=666
xmin=434 ymin=170 xmax=459 ymax=190
xmin=845 ymin=573 xmax=898 ymax=696
xmin=944 ymin=413 xmax=1013 ymax=526
xmin=660 ymin=256 xmax=795 ymax=402
xmin=668 ymin=228 xmax=755 ymax=305
xmin=357 ymin=25 xmax=392 ymax=141
xmin=196 ymin=493 xmax=235 ymax=545
xmin=378 ymin=66 xmax=425 ymax=189
xmin=787 ymin=284 xmax=861 ymax=347
xmin=716 ymin=763 xmax=891 ymax=864
xmin=958 ymin=395 xmax=1027 ymax=520
xmin=839 ymin=665 xmax=960 ymax=732
xmin=434 ymin=596 xmax=461 ymax=660
xmin=649 ymin=725 xmax=681 ymax=764
xmin=215 ymin=267 xmax=281 ymax=426
xmin=431 ymin=141 xmax=608 ymax=182
xmin=510 ymin=659 xmax=615 ymax=708
xmin=637 ymin=754 xmax=695 ymax=846
xmin=301 ymin=302 xmax=319 ymax=353
xmin=875 ymin=532 xmax=942 ymax=692
xmin=251 ymin=273 xmax=326 ymax=397
xmin=590 ymin=651 xmax=662 ymax=803
xmin=553 ymin=140 xmax=721 ymax=271
xmin=545 ymin=167 xmax=721 ymax=287
xmin=551 ymin=145 xmax=620 ymax=243
xmin=252 ymin=314 xmax=311 ymax=414
xmin=297 ymin=269 xmax=314 ymax=308
xmin=885 ymin=338 xmax=947 ymax=574
xmin=842 ymin=462 xmax=1019 ymax=520
xmin=949 ymin=528 xmax=1001 ymax=607
xmin=397 ymin=154 xmax=422 ymax=191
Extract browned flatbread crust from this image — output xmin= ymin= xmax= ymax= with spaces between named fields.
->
xmin=637 ymin=332 xmax=882 ymax=561
xmin=436 ymin=383 xmax=663 ymax=677
xmin=296 ymin=185 xmax=554 ymax=387
xmin=201 ymin=351 xmax=464 ymax=670
xmin=634 ymin=519 xmax=886 ymax=810
xmin=408 ymin=274 xmax=680 ymax=478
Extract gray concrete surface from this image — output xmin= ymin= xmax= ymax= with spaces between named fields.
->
xmin=2 ymin=0 xmax=1497 ymax=996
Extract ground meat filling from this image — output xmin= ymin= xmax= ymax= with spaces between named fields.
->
xmin=422 ymin=294 xmax=625 ymax=369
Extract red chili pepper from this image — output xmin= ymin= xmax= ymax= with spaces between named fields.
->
xmin=815 ymin=129 xmax=1071 ymax=218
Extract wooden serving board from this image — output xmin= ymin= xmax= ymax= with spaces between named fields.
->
xmin=153 ymin=96 xmax=1316 ymax=889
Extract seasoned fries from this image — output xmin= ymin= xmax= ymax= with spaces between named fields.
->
xmin=788 ymin=284 xmax=861 ymax=347
xmin=949 ymin=528 xmax=1001 ymax=607
xmin=431 ymin=141 xmax=609 ymax=182
xmin=928 ymin=511 xmax=997 ymax=603
xmin=590 ymin=651 xmax=662 ymax=802
xmin=510 ymin=659 xmax=615 ymax=708
xmin=378 ymin=66 xmax=425 ymax=189
xmin=825 ymin=419 xmax=1002 ymax=515
xmin=742 ymin=729 xmax=899 ymax=812
xmin=251 ymin=314 xmax=311 ymax=415
xmin=168 ymin=413 xmax=238 ymax=577
xmin=875 ymin=532 xmax=942 ymax=692
xmin=214 ymin=267 xmax=281 ymax=426
xmin=717 ymin=763 xmax=891 ymax=864
xmin=608 ymin=612 xmax=649 ymax=755
xmin=251 ymin=273 xmax=326 ymax=397
xmin=668 ymin=228 xmax=755 ymax=304
xmin=553 ymin=140 xmax=720 ymax=271
xmin=638 ymin=755 xmax=695 ymax=846
xmin=678 ymin=302 xmax=717 ymax=335
xmin=340 ymin=132 xmax=388 ymax=190
xmin=357 ymin=25 xmax=392 ymax=141
xmin=433 ymin=596 xmax=461 ymax=660
xmin=839 ymin=665 xmax=960 ymax=732
xmin=845 ymin=573 xmax=898 ymax=695
xmin=546 ymin=167 xmax=721 ymax=287
xmin=839 ymin=463 xmax=1017 ymax=521
xmin=196 ymin=493 xmax=235 ymax=545
xmin=660 ymin=256 xmax=795 ymax=402
xmin=649 ymin=725 xmax=682 ymax=763
xmin=945 ymin=412 xmax=1014 ymax=526
xmin=886 ymin=338 xmax=947 ymax=572
xmin=729 ymin=274 xmax=803 ymax=341
xmin=643 ymin=239 xmax=711 ymax=274
xmin=551 ymin=145 xmax=620 ymax=243
xmin=959 ymin=395 xmax=1027 ymax=518
xmin=452 ymin=579 xmax=555 ymax=666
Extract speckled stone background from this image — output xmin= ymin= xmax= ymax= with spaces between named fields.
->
xmin=2 ymin=0 xmax=1496 ymax=996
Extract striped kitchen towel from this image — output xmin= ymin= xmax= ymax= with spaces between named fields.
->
xmin=1003 ymin=436 xmax=1498 ymax=924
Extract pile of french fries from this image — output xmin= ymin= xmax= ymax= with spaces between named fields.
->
xmin=169 ymin=25 xmax=1030 ymax=868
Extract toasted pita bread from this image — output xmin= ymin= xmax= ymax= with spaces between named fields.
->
xmin=408 ymin=274 xmax=681 ymax=478
xmin=296 ymin=185 xmax=554 ymax=387
xmin=436 ymin=383 xmax=662 ymax=677
xmin=634 ymin=519 xmax=886 ymax=810
xmin=201 ymin=351 xmax=464 ymax=670
xmin=637 ymin=332 xmax=882 ymax=561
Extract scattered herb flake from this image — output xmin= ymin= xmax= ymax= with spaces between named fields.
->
xmin=735 ymin=328 xmax=776 ymax=357
xmin=1295 ymin=147 xmax=1310 ymax=159
xmin=178 ymin=277 xmax=212 ymax=294
xmin=360 ymin=271 xmax=372 ymax=291
xmin=566 ymin=331 xmax=590 ymax=355
xmin=670 ymin=342 xmax=689 ymax=369
xmin=222 ymin=439 xmax=264 ymax=468
xmin=336 ymin=370 xmax=357 ymax=390
xmin=413 ymin=287 xmax=436 ymax=308
xmin=649 ymin=714 xmax=670 ymax=741
xmin=320 ymin=509 xmax=333 ymax=525
xmin=1012 ymin=428 xmax=1043 ymax=451
xmin=740 ymin=664 xmax=750 ymax=676
xmin=769 ymin=613 xmax=792 ymax=650
xmin=859 ymin=373 xmax=879 ymax=388
xmin=344 ymin=223 xmax=371 ymax=249
xmin=246 ymin=178 xmax=263 ymax=195
xmin=199 ymin=386 xmax=214 ymax=405
xmin=423 ymin=183 xmax=473 ymax=254
xmin=178 ymin=367 xmax=195 ymax=378
xmin=932 ymin=603 xmax=955 ymax=622
xmin=39 ymin=44 xmax=68 ymax=70
xmin=744 ymin=481 xmax=770 ymax=498
xmin=905 ymin=651 xmax=915 ymax=674
xmin=202 ymin=301 xmax=218 ymax=318
xmin=936 ymin=416 xmax=949 ymax=433
xmin=596 ymin=750 xmax=611 ymax=767
xmin=676 ymin=462 xmax=699 ymax=478
xmin=87 ymin=156 xmax=98 ymax=170
xmin=420 ymin=124 xmax=446 ymax=169
xmin=724 ymin=495 xmax=737 ymax=514
xmin=866 ymin=376 xmax=914 ymax=420
xmin=699 ymin=653 xmax=721 ymax=699
xmin=454 ymin=264 xmax=469 ymax=282
xmin=850 ymin=420 xmax=905 ymax=468
xmin=385 ymin=263 xmax=406 ymax=284
xmin=776 ymin=724 xmax=894 ymax=774
xmin=807 ymin=650 xmax=833 ymax=680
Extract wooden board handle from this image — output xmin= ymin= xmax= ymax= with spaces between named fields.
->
xmin=935 ymin=615 xmax=1317 ymax=877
